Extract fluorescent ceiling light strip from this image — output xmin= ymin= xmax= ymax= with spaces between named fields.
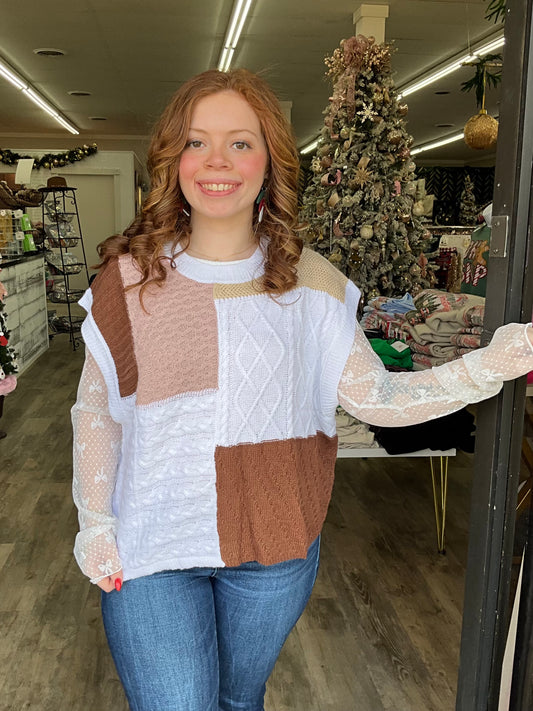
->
xmin=474 ymin=37 xmax=505 ymax=55
xmin=217 ymin=47 xmax=231 ymax=72
xmin=399 ymin=32 xmax=504 ymax=98
xmin=24 ymin=88 xmax=58 ymax=116
xmin=225 ymin=0 xmax=247 ymax=48
xmin=217 ymin=0 xmax=253 ymax=72
xmin=223 ymin=48 xmax=235 ymax=72
xmin=0 ymin=55 xmax=79 ymax=134
xmin=300 ymin=139 xmax=319 ymax=155
xmin=401 ymin=55 xmax=473 ymax=97
xmin=54 ymin=115 xmax=79 ymax=135
xmin=230 ymin=0 xmax=253 ymax=48
xmin=410 ymin=132 xmax=465 ymax=155
xmin=22 ymin=89 xmax=57 ymax=118
xmin=0 ymin=61 xmax=27 ymax=90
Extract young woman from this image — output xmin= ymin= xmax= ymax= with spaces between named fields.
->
xmin=72 ymin=68 xmax=533 ymax=711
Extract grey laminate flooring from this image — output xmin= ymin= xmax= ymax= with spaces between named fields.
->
xmin=0 ymin=336 xmax=473 ymax=710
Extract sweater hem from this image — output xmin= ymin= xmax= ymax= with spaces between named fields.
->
xmin=122 ymin=555 xmax=226 ymax=581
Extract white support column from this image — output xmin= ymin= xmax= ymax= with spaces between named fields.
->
xmin=353 ymin=4 xmax=389 ymax=43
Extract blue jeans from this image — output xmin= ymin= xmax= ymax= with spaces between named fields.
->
xmin=101 ymin=536 xmax=320 ymax=711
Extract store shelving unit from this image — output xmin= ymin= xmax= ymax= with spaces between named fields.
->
xmin=39 ymin=186 xmax=89 ymax=350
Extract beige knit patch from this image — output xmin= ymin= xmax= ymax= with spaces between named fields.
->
xmin=213 ymin=280 xmax=262 ymax=300
xmin=296 ymin=248 xmax=347 ymax=303
xmin=213 ymin=248 xmax=347 ymax=303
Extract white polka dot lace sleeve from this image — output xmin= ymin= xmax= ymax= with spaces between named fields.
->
xmin=71 ymin=350 xmax=122 ymax=584
xmin=338 ymin=322 xmax=533 ymax=427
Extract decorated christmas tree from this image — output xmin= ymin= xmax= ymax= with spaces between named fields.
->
xmin=0 ymin=278 xmax=18 ymax=395
xmin=301 ymin=35 xmax=436 ymax=302
xmin=458 ymin=174 xmax=479 ymax=225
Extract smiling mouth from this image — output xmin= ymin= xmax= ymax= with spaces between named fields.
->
xmin=197 ymin=182 xmax=240 ymax=193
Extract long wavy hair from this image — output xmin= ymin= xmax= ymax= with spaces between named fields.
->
xmin=97 ymin=69 xmax=303 ymax=298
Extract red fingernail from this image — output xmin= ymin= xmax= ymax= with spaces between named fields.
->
xmin=115 ymin=578 xmax=122 ymax=592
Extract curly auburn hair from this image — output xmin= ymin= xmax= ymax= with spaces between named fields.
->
xmin=97 ymin=68 xmax=303 ymax=298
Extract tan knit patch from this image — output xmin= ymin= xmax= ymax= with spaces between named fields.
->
xmin=296 ymin=248 xmax=347 ymax=303
xmin=91 ymin=258 xmax=138 ymax=398
xmin=215 ymin=432 xmax=338 ymax=567
xmin=213 ymin=248 xmax=347 ymax=302
xmin=213 ymin=280 xmax=261 ymax=300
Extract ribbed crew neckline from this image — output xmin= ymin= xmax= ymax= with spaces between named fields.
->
xmin=164 ymin=241 xmax=266 ymax=284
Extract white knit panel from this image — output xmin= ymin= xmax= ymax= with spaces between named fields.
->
xmin=114 ymin=390 xmax=224 ymax=579
xmin=215 ymin=289 xmax=344 ymax=447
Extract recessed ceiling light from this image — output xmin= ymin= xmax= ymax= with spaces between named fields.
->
xmin=69 ymin=90 xmax=92 ymax=96
xmin=435 ymin=123 xmax=454 ymax=128
xmin=33 ymin=48 xmax=66 ymax=57
xmin=89 ymin=116 xmax=107 ymax=121
xmin=434 ymin=91 xmax=450 ymax=95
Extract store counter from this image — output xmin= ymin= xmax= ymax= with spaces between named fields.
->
xmin=1 ymin=253 xmax=48 ymax=373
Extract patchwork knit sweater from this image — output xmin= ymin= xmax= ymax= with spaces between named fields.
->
xmin=72 ymin=244 xmax=533 ymax=583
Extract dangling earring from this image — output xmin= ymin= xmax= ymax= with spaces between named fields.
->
xmin=256 ymin=183 xmax=267 ymax=223
xmin=179 ymin=201 xmax=190 ymax=218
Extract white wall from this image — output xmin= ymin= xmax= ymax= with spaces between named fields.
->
xmin=3 ymin=150 xmax=138 ymax=281
xmin=4 ymin=149 xmax=137 ymax=233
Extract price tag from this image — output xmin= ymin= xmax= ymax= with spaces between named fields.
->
xmin=391 ymin=340 xmax=409 ymax=353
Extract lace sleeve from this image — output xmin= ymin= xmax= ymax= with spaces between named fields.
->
xmin=71 ymin=350 xmax=123 ymax=583
xmin=338 ymin=322 xmax=533 ymax=427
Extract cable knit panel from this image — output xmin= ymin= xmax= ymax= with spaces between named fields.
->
xmin=114 ymin=391 xmax=223 ymax=579
xmin=214 ymin=287 xmax=350 ymax=447
xmin=119 ymin=255 xmax=219 ymax=405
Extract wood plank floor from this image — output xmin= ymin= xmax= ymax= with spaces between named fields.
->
xmin=0 ymin=335 xmax=474 ymax=710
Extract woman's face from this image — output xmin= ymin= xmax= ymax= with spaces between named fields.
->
xmin=178 ymin=90 xmax=269 ymax=224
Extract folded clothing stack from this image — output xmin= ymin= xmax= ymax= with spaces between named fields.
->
xmin=360 ymin=293 xmax=415 ymax=341
xmin=403 ymin=290 xmax=485 ymax=369
xmin=336 ymin=409 xmax=378 ymax=449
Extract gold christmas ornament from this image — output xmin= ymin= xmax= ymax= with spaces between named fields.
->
xmin=400 ymin=213 xmax=411 ymax=223
xmin=398 ymin=103 xmax=409 ymax=117
xmin=464 ymin=109 xmax=498 ymax=150
xmin=360 ymin=224 xmax=374 ymax=239
xmin=327 ymin=190 xmax=341 ymax=208
xmin=320 ymin=155 xmax=333 ymax=168
xmin=388 ymin=130 xmax=402 ymax=146
xmin=412 ymin=201 xmax=425 ymax=217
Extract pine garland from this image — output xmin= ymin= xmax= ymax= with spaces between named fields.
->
xmin=0 ymin=144 xmax=98 ymax=170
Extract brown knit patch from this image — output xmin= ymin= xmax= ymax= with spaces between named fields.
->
xmin=296 ymin=248 xmax=347 ymax=303
xmin=91 ymin=258 xmax=138 ymax=398
xmin=215 ymin=433 xmax=338 ymax=567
